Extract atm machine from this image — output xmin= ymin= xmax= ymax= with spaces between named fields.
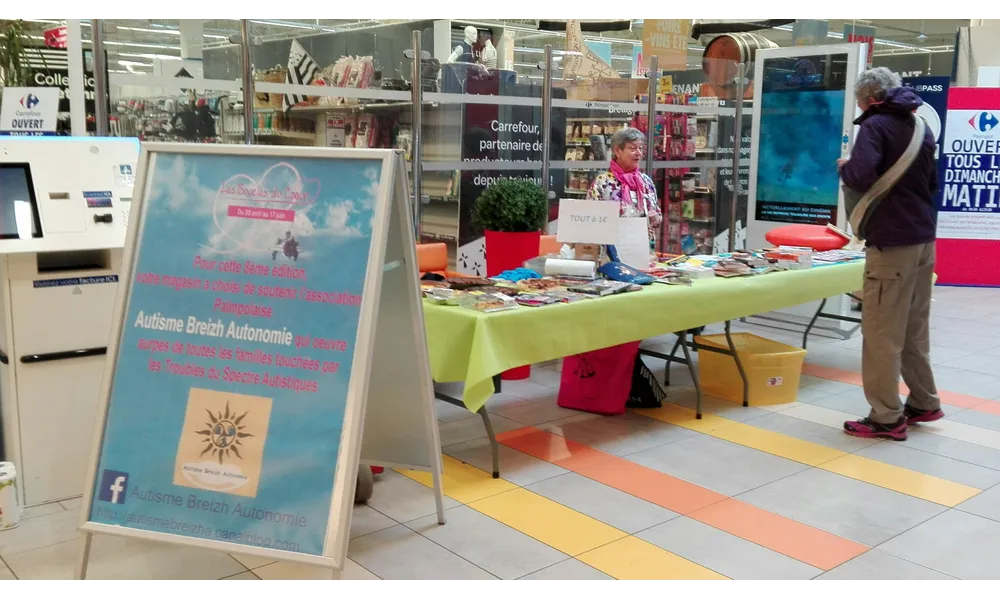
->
xmin=0 ymin=136 xmax=138 ymax=508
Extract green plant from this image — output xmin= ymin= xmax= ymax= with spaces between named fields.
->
xmin=472 ymin=178 xmax=548 ymax=233
xmin=0 ymin=20 xmax=34 ymax=89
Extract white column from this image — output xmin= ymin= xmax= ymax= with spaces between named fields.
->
xmin=65 ymin=19 xmax=87 ymax=136
xmin=177 ymin=17 xmax=205 ymax=79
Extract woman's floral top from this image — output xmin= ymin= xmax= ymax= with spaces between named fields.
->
xmin=586 ymin=170 xmax=663 ymax=252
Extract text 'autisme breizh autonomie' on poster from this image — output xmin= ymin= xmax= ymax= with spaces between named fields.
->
xmin=90 ymin=152 xmax=381 ymax=556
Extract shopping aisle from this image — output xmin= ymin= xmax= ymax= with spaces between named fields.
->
xmin=3 ymin=285 xmax=1000 ymax=580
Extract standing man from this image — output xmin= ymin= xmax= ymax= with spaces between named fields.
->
xmin=838 ymin=67 xmax=943 ymax=441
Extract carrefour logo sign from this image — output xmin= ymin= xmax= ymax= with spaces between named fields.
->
xmin=19 ymin=94 xmax=40 ymax=109
xmin=969 ymin=112 xmax=999 ymax=133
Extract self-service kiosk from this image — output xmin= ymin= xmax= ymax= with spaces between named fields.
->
xmin=0 ymin=137 xmax=138 ymax=507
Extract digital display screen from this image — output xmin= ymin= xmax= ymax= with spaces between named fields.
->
xmin=0 ymin=164 xmax=43 ymax=240
xmin=755 ymin=53 xmax=850 ymax=225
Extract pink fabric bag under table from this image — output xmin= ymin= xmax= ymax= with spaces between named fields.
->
xmin=557 ymin=342 xmax=641 ymax=415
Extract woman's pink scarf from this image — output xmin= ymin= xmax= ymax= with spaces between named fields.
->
xmin=609 ymin=159 xmax=646 ymax=204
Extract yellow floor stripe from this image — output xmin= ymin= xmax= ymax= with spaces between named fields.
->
xmin=578 ymin=537 xmax=728 ymax=580
xmin=399 ymin=455 xmax=517 ymax=504
xmin=636 ymin=404 xmax=981 ymax=507
xmin=399 ymin=456 xmax=722 ymax=578
xmin=470 ymin=488 xmax=627 ymax=556
xmin=822 ymin=454 xmax=981 ymax=506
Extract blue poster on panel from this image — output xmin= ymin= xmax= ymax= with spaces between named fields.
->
xmin=903 ymin=76 xmax=950 ymax=216
xmin=89 ymin=151 xmax=381 ymax=556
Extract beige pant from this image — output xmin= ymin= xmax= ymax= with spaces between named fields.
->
xmin=862 ymin=242 xmax=940 ymax=424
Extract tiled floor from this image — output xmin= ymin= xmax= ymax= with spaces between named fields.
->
xmin=4 ymin=285 xmax=1000 ymax=579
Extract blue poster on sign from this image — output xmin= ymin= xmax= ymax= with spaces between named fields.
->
xmin=903 ymin=76 xmax=950 ymax=220
xmin=88 ymin=151 xmax=381 ymax=556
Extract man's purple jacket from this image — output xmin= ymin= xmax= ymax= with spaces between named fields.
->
xmin=840 ymin=86 xmax=939 ymax=249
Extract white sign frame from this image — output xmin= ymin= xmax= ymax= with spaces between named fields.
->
xmin=74 ymin=144 xmax=445 ymax=580
xmin=0 ymin=86 xmax=60 ymax=134
xmin=745 ymin=43 xmax=866 ymax=333
xmin=556 ymin=199 xmax=620 ymax=244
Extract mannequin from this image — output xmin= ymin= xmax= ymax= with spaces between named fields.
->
xmin=448 ymin=26 xmax=478 ymax=63
xmin=480 ymin=38 xmax=497 ymax=68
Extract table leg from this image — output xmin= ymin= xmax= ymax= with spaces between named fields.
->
xmin=433 ymin=375 xmax=504 ymax=479
xmin=664 ymin=335 xmax=682 ymax=386
xmin=724 ymin=321 xmax=750 ymax=407
xmin=802 ymin=296 xmax=863 ymax=349
xmin=677 ymin=330 xmax=703 ymax=419
xmin=478 ymin=406 xmax=500 ymax=479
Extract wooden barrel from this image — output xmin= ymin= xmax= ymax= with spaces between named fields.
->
xmin=702 ymin=32 xmax=778 ymax=99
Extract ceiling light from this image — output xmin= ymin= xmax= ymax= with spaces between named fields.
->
xmin=118 ymin=52 xmax=182 ymax=61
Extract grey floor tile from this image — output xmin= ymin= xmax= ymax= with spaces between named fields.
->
xmin=0 ymin=509 xmax=79 ymax=557
xmin=931 ymin=366 xmax=1000 ymax=399
xmin=905 ymin=430 xmax=1000 ymax=471
xmin=957 ymin=483 xmax=1000 ymax=522
xmin=526 ymin=473 xmax=678 ymax=534
xmin=20 ymin=502 xmax=65 ymax=521
xmin=799 ymin=375 xmax=859 ymax=395
xmin=542 ymin=412 xmax=696 ymax=458
xmin=350 ymin=504 xmax=398 ymax=539
xmin=666 ymin=393 xmax=773 ymax=423
xmin=638 ymin=517 xmax=821 ymax=580
xmin=364 ymin=470 xmax=459 ymax=523
xmin=445 ymin=437 xmax=568 ymax=487
xmin=497 ymin=379 xmax=559 ymax=402
xmin=817 ymin=549 xmax=955 ymax=580
xmin=627 ymin=434 xmax=810 ymax=497
xmin=348 ymin=524 xmax=496 ymax=580
xmin=435 ymin=399 xmax=478 ymax=423
xmin=254 ymin=557 xmax=378 ymax=580
xmin=407 ymin=505 xmax=567 ymax=580
xmin=855 ymin=443 xmax=1000 ymax=490
xmin=438 ymin=412 xmax=523 ymax=447
xmin=520 ymin=558 xmax=613 ymax=580
xmin=4 ymin=535 xmax=245 ymax=579
xmin=737 ymin=469 xmax=946 ymax=547
xmin=58 ymin=497 xmax=82 ymax=512
xmin=488 ymin=397 xmax=582 ymax=426
xmin=742 ymin=412 xmax=880 ymax=453
xmin=801 ymin=389 xmax=875 ymax=416
xmin=0 ymin=562 xmax=13 ymax=580
xmin=528 ymin=368 xmax=563 ymax=390
xmin=929 ymin=345 xmax=977 ymax=367
xmin=946 ymin=408 xmax=1000 ymax=433
xmin=879 ymin=510 xmax=1000 ymax=579
xmin=223 ymin=571 xmax=260 ymax=580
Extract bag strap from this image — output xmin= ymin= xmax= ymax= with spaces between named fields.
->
xmin=849 ymin=114 xmax=926 ymax=236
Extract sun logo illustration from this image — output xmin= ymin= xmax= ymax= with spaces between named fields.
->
xmin=195 ymin=402 xmax=253 ymax=463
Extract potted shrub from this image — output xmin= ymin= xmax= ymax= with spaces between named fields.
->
xmin=472 ymin=177 xmax=548 ymax=277
xmin=472 ymin=178 xmax=547 ymax=381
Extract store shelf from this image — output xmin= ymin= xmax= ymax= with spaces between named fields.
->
xmin=253 ymin=130 xmax=316 ymax=142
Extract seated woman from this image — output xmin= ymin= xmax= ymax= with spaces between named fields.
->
xmin=583 ymin=127 xmax=663 ymax=262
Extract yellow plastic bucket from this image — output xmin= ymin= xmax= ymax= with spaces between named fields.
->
xmin=694 ymin=333 xmax=807 ymax=406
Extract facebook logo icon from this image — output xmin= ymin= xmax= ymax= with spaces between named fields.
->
xmin=98 ymin=470 xmax=129 ymax=504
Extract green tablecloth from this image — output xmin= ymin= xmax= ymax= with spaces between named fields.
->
xmin=424 ymin=261 xmax=865 ymax=413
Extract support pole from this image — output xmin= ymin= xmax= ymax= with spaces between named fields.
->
xmin=541 ymin=45 xmax=553 ymax=200
xmin=410 ymin=30 xmax=424 ymax=239
xmin=239 ymin=20 xmax=255 ymax=145
xmin=729 ymin=62 xmax=746 ymax=253
xmin=645 ymin=55 xmax=658 ymax=175
xmin=91 ymin=20 xmax=109 ymax=137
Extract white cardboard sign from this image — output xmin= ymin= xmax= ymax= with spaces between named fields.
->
xmin=556 ymin=199 xmax=620 ymax=244
xmin=614 ymin=216 xmax=652 ymax=270
xmin=0 ymin=87 xmax=59 ymax=134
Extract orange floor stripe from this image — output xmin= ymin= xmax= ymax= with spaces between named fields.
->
xmin=687 ymin=498 xmax=870 ymax=571
xmin=802 ymin=363 xmax=997 ymax=414
xmin=497 ymin=426 xmax=869 ymax=570
xmin=496 ymin=427 xmax=726 ymax=514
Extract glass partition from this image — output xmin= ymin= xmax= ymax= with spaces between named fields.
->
xmin=97 ymin=19 xmax=244 ymax=143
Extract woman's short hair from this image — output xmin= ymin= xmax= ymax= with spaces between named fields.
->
xmin=855 ymin=67 xmax=902 ymax=103
xmin=610 ymin=127 xmax=645 ymax=151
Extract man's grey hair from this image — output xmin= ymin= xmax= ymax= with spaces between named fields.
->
xmin=610 ymin=127 xmax=645 ymax=151
xmin=855 ymin=67 xmax=903 ymax=103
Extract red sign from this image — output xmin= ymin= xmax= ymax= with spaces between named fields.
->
xmin=43 ymin=26 xmax=67 ymax=49
xmin=843 ymin=24 xmax=876 ymax=67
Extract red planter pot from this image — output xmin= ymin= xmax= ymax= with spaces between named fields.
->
xmin=484 ymin=229 xmax=541 ymax=381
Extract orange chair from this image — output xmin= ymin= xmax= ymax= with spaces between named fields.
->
xmin=416 ymin=242 xmax=464 ymax=278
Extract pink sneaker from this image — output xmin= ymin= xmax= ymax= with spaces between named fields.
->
xmin=904 ymin=406 xmax=944 ymax=426
xmin=844 ymin=417 xmax=908 ymax=441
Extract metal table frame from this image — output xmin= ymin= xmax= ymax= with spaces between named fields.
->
xmin=432 ymin=292 xmax=862 ymax=479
